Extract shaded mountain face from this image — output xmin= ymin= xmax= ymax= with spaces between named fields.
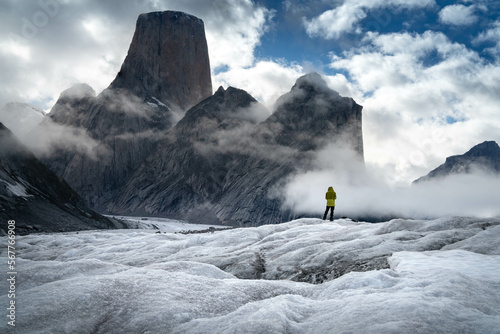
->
xmin=108 ymin=73 xmax=363 ymax=226
xmin=263 ymin=72 xmax=364 ymax=156
xmin=0 ymin=123 xmax=123 ymax=234
xmin=110 ymin=11 xmax=212 ymax=110
xmin=32 ymin=11 xmax=213 ymax=211
xmin=27 ymin=11 xmax=363 ymax=226
xmin=106 ymin=86 xmax=271 ymax=224
xmin=414 ymin=141 xmax=500 ymax=183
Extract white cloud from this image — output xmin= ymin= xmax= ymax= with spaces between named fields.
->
xmin=213 ymin=60 xmax=304 ymax=110
xmin=304 ymin=0 xmax=435 ymax=39
xmin=0 ymin=0 xmax=273 ymax=111
xmin=474 ymin=20 xmax=500 ymax=60
xmin=202 ymin=1 xmax=274 ymax=70
xmin=439 ymin=4 xmax=478 ymax=26
xmin=304 ymin=4 xmax=367 ymax=39
xmin=329 ymin=30 xmax=500 ymax=184
xmin=281 ymin=136 xmax=500 ymax=219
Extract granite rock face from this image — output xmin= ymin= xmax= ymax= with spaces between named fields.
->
xmin=30 ymin=11 xmax=363 ymax=226
xmin=414 ymin=141 xmax=500 ymax=183
xmin=46 ymin=83 xmax=96 ymax=126
xmin=0 ymin=123 xmax=123 ymax=234
xmin=107 ymin=86 xmax=268 ymax=224
xmin=110 ymin=11 xmax=212 ymax=110
xmin=35 ymin=11 xmax=213 ymax=211
xmin=263 ymin=72 xmax=364 ymax=155
xmin=108 ymin=73 xmax=364 ymax=226
xmin=36 ymin=86 xmax=173 ymax=210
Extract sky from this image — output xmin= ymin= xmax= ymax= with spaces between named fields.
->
xmin=1 ymin=0 xmax=500 ymax=187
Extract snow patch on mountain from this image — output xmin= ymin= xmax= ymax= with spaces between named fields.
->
xmin=2 ymin=180 xmax=31 ymax=198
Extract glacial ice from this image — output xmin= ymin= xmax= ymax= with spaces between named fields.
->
xmin=1 ymin=216 xmax=499 ymax=333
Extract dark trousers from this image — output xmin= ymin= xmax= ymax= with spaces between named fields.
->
xmin=323 ymin=206 xmax=335 ymax=221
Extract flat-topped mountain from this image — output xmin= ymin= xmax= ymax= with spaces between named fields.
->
xmin=110 ymin=11 xmax=212 ymax=110
xmin=33 ymin=11 xmax=213 ymax=211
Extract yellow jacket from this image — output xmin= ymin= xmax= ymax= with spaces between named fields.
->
xmin=325 ymin=187 xmax=336 ymax=206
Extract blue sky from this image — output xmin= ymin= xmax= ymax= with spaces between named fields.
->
xmin=253 ymin=0 xmax=500 ymax=73
xmin=1 ymin=0 xmax=500 ymax=185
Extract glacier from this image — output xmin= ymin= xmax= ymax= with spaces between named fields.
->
xmin=1 ymin=216 xmax=500 ymax=333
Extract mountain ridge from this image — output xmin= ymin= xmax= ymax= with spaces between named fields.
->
xmin=107 ymin=73 xmax=364 ymax=226
xmin=32 ymin=10 xmax=213 ymax=212
xmin=26 ymin=11 xmax=364 ymax=226
xmin=0 ymin=122 xmax=124 ymax=234
xmin=414 ymin=140 xmax=500 ymax=183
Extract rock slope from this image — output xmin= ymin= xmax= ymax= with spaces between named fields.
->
xmin=0 ymin=123 xmax=123 ymax=234
xmin=414 ymin=140 xmax=500 ymax=183
xmin=108 ymin=73 xmax=364 ymax=226
xmin=109 ymin=11 xmax=212 ymax=110
xmin=34 ymin=11 xmax=213 ymax=211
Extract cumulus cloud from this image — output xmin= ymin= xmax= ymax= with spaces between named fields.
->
xmin=304 ymin=3 xmax=367 ymax=39
xmin=439 ymin=4 xmax=478 ymax=26
xmin=213 ymin=60 xmax=304 ymax=110
xmin=328 ymin=30 xmax=500 ymax=184
xmin=201 ymin=1 xmax=274 ymax=70
xmin=0 ymin=0 xmax=273 ymax=111
xmin=474 ymin=20 xmax=500 ymax=60
xmin=0 ymin=0 xmax=136 ymax=110
xmin=303 ymin=0 xmax=435 ymax=39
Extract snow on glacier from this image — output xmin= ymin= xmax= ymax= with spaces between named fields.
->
xmin=107 ymin=215 xmax=230 ymax=233
xmin=1 ymin=216 xmax=500 ymax=333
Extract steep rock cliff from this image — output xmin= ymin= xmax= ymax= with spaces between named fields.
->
xmin=108 ymin=73 xmax=364 ymax=226
xmin=414 ymin=141 xmax=500 ymax=183
xmin=107 ymin=86 xmax=268 ymax=223
xmin=0 ymin=123 xmax=123 ymax=234
xmin=110 ymin=11 xmax=212 ymax=110
xmin=35 ymin=11 xmax=213 ymax=211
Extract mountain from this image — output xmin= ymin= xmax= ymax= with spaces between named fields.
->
xmin=0 ymin=123 xmax=123 ymax=234
xmin=33 ymin=11 xmax=213 ymax=211
xmin=107 ymin=86 xmax=271 ymax=224
xmin=28 ymin=11 xmax=363 ymax=226
xmin=110 ymin=11 xmax=212 ymax=110
xmin=414 ymin=141 xmax=500 ymax=183
xmin=108 ymin=73 xmax=363 ymax=226
xmin=263 ymin=72 xmax=363 ymax=155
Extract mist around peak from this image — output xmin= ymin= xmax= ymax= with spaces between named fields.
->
xmin=282 ymin=141 xmax=500 ymax=220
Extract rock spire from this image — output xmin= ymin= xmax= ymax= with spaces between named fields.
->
xmin=110 ymin=11 xmax=212 ymax=110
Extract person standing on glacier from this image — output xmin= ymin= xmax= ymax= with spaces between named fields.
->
xmin=323 ymin=186 xmax=336 ymax=221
